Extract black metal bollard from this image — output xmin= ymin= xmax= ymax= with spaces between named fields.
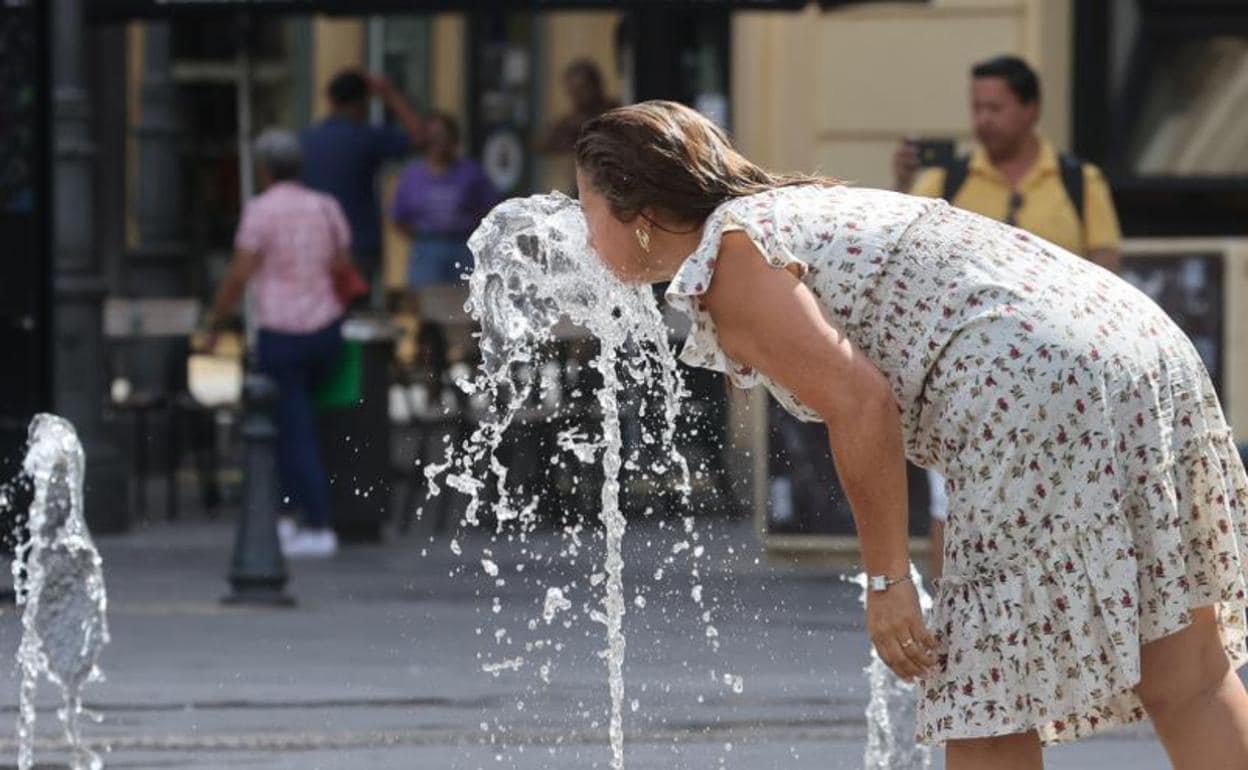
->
xmin=223 ymin=372 xmax=294 ymax=607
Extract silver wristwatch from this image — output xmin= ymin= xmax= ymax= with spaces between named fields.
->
xmin=868 ymin=573 xmax=912 ymax=593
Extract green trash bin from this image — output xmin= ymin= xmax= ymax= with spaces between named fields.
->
xmin=316 ymin=317 xmax=396 ymax=542
xmin=314 ymin=340 xmax=363 ymax=410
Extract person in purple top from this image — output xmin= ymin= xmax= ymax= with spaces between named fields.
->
xmin=390 ymin=113 xmax=500 ymax=288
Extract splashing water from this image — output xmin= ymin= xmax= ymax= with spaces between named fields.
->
xmin=16 ymin=414 xmax=109 ymax=770
xmin=437 ymin=191 xmax=932 ymax=767
xmin=851 ymin=565 xmax=933 ymax=770
xmin=427 ymin=192 xmax=690 ymax=768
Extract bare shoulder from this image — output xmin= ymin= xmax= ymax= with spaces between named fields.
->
xmin=701 ymin=230 xmax=806 ymax=364
xmin=703 ymin=230 xmax=799 ymax=316
xmin=697 ymin=223 xmax=880 ymax=422
xmin=704 ymin=233 xmax=769 ymax=311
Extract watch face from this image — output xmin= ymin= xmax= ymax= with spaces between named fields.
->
xmin=870 ymin=576 xmax=887 ymax=592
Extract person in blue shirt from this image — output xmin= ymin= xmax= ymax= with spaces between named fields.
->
xmin=301 ymin=70 xmax=426 ymax=292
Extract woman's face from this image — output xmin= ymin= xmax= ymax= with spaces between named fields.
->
xmin=428 ymin=120 xmax=459 ymax=162
xmin=576 ymin=167 xmax=647 ymax=282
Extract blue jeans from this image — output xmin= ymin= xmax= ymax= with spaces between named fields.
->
xmin=257 ymin=320 xmax=343 ymax=530
xmin=408 ymin=234 xmax=474 ymax=287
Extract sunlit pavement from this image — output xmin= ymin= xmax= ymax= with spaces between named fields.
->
xmin=0 ymin=514 xmax=1171 ymax=769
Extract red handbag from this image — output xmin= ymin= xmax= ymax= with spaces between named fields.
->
xmin=332 ymin=261 xmax=370 ymax=305
xmin=320 ymin=196 xmax=370 ymax=305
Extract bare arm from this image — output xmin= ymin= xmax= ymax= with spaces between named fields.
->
xmin=893 ymin=139 xmax=920 ymax=192
xmin=705 ymin=233 xmax=910 ymax=578
xmin=206 ymin=248 xmax=262 ymax=327
xmin=1087 ymin=247 xmax=1120 ymax=274
xmin=368 ymin=74 xmax=426 ymax=149
xmin=703 ymin=232 xmax=936 ymax=679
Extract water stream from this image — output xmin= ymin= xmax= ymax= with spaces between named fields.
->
xmin=852 ymin=566 xmax=933 ymax=770
xmin=427 ymin=192 xmax=689 ymax=769
xmin=432 ymin=191 xmax=933 ymax=768
xmin=16 ymin=414 xmax=109 ymax=769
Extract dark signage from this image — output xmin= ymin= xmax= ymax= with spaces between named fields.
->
xmin=88 ymin=0 xmax=807 ymax=22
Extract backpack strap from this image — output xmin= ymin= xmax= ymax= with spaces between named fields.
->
xmin=942 ymin=152 xmax=1086 ymax=224
xmin=1058 ymin=152 xmax=1085 ymax=224
xmin=940 ymin=156 xmax=971 ymax=203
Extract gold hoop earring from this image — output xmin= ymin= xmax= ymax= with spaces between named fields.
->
xmin=635 ymin=225 xmax=651 ymax=254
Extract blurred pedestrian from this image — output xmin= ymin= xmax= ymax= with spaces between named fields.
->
xmin=301 ymin=70 xmax=426 ymax=295
xmin=896 ymin=55 xmax=1121 ymax=270
xmin=893 ymin=55 xmax=1123 ymax=576
xmin=202 ymin=129 xmax=353 ymax=559
xmin=390 ymin=113 xmax=500 ymax=289
xmin=538 ymin=60 xmax=620 ymax=192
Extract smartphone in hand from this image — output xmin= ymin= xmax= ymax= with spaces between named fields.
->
xmin=912 ymin=138 xmax=956 ymax=168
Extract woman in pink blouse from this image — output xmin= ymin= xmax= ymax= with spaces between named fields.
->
xmin=205 ymin=129 xmax=352 ymax=559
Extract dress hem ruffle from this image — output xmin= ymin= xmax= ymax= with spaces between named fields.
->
xmin=917 ymin=429 xmax=1248 ymax=747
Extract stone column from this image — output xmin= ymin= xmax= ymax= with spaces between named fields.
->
xmin=51 ymin=0 xmax=129 ymax=532
xmin=130 ymin=21 xmax=188 ymax=297
xmin=125 ymin=21 xmax=189 ymax=481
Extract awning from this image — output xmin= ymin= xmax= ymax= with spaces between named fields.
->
xmin=87 ymin=0 xmax=809 ymax=22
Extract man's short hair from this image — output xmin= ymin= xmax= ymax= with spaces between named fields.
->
xmin=328 ymin=70 xmax=368 ymax=107
xmin=254 ymin=128 xmax=302 ymax=181
xmin=971 ymin=55 xmax=1041 ymax=105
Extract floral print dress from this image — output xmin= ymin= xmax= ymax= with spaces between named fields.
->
xmin=665 ymin=184 xmax=1248 ymax=745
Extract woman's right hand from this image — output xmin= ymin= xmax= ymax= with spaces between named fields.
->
xmin=866 ymin=579 xmax=939 ymax=682
xmin=893 ymin=139 xmax=920 ymax=193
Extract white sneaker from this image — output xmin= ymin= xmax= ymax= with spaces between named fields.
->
xmin=277 ymin=517 xmax=297 ymax=547
xmin=282 ymin=529 xmax=338 ymax=559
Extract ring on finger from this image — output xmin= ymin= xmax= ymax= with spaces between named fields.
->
xmin=900 ymin=639 xmax=915 ymax=649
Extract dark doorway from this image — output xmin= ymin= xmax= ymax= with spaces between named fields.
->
xmin=0 ymin=1 xmax=50 ymax=546
xmin=626 ymin=8 xmax=731 ymax=127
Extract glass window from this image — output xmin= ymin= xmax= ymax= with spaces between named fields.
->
xmin=381 ymin=16 xmax=432 ymax=116
xmin=1075 ymin=0 xmax=1248 ymax=236
xmin=163 ymin=18 xmax=298 ymax=245
xmin=1125 ymin=35 xmax=1248 ymax=178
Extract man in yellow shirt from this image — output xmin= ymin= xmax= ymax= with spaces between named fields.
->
xmin=894 ymin=56 xmax=1124 ymax=576
xmin=895 ymin=55 xmax=1122 ymax=271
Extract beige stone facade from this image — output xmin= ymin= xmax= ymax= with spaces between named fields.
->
xmin=731 ymin=0 xmax=1072 ymax=187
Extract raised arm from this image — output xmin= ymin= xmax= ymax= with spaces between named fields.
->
xmin=702 ymin=231 xmax=937 ymax=680
xmin=367 ymin=73 xmax=426 ymax=152
xmin=1083 ymin=165 xmax=1122 ymax=274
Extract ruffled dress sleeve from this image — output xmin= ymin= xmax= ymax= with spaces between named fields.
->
xmin=664 ymin=190 xmax=822 ymax=422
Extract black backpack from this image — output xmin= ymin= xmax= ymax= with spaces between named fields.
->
xmin=940 ymin=152 xmax=1085 ymax=223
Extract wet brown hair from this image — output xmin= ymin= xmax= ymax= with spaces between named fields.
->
xmin=575 ymin=100 xmax=838 ymax=229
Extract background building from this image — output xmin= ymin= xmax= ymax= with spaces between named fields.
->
xmin=3 ymin=0 xmax=1245 ymax=537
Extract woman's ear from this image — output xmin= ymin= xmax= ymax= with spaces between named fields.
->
xmin=639 ymin=206 xmax=696 ymax=235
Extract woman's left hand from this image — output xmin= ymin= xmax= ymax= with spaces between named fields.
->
xmin=866 ymin=580 xmax=939 ymax=682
